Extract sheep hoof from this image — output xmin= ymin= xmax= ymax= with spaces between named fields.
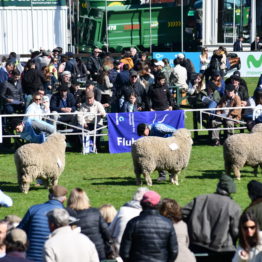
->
xmin=170 ymin=178 xmax=179 ymax=185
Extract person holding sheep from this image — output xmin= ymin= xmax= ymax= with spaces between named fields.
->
xmin=12 ymin=118 xmax=55 ymax=144
xmin=137 ymin=122 xmax=177 ymax=182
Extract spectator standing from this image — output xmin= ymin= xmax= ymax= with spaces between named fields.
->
xmin=120 ymin=51 xmax=134 ymax=70
xmin=199 ymin=47 xmax=210 ymax=74
xmin=182 ymin=174 xmax=241 ymax=261
xmin=245 ymin=180 xmax=262 ymax=230
xmin=99 ymin=204 xmax=117 ymax=226
xmin=120 ymin=93 xmax=138 ymax=112
xmin=244 ymin=86 xmax=262 ymax=129
xmin=109 ymin=187 xmax=149 ymax=252
xmin=66 ymin=188 xmax=113 ymax=260
xmin=211 ymin=72 xmax=225 ymax=97
xmin=64 ymin=52 xmax=79 ymax=79
xmin=86 ymin=48 xmax=103 ymax=81
xmin=18 ymin=185 xmax=68 ymax=262
xmin=146 ymin=73 xmax=173 ymax=111
xmin=0 ymin=69 xmax=24 ymax=114
xmin=96 ymin=67 xmax=113 ymax=108
xmin=231 ymin=74 xmax=249 ymax=107
xmin=119 ymin=71 xmax=147 ymax=111
xmin=211 ymin=84 xmax=242 ymax=146
xmin=232 ymin=213 xmax=262 ymax=262
xmin=85 ymin=80 xmax=102 ymax=103
xmin=77 ymin=90 xmax=106 ymax=131
xmin=120 ymin=190 xmax=178 ymax=262
xmin=0 ymin=228 xmax=33 ymax=262
xmin=0 ymin=61 xmax=14 ymax=84
xmin=160 ymin=198 xmax=196 ymax=262
xmin=233 ymin=36 xmax=244 ymax=51
xmin=170 ymin=57 xmax=188 ymax=90
xmin=251 ymin=36 xmax=262 ymax=51
xmin=43 ymin=208 xmax=99 ymax=262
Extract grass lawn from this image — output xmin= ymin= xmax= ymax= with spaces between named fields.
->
xmin=0 ymin=77 xmax=260 ymax=219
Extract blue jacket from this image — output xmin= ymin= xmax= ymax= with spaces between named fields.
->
xmin=149 ymin=123 xmax=177 ymax=137
xmin=20 ymin=119 xmax=54 ymax=144
xmin=18 ymin=199 xmax=64 ymax=262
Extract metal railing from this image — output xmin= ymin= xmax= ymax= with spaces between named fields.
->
xmin=0 ymin=105 xmax=257 ymax=153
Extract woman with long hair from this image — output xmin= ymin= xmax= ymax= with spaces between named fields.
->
xmin=160 ymin=198 xmax=196 ymax=262
xmin=232 ymin=212 xmax=262 ymax=262
xmin=199 ymin=47 xmax=210 ymax=74
xmin=67 ymin=188 xmax=113 ymax=260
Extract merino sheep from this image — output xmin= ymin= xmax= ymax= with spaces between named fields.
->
xmin=14 ymin=133 xmax=66 ymax=193
xmin=223 ymin=123 xmax=262 ymax=180
xmin=131 ymin=128 xmax=193 ymax=186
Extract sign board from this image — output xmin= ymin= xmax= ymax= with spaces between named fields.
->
xmin=107 ymin=110 xmax=185 ymax=154
xmin=153 ymin=51 xmax=262 ymax=78
xmin=153 ymin=52 xmax=201 ymax=73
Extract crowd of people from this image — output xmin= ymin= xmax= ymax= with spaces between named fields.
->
xmin=1 ymin=178 xmax=262 ymax=262
xmin=1 ymin=45 xmax=262 ymax=151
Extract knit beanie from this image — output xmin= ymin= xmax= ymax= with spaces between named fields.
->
xmin=217 ymin=174 xmax=236 ymax=194
xmin=247 ymin=180 xmax=262 ymax=200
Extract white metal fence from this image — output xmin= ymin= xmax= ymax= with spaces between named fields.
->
xmin=0 ymin=105 xmax=258 ymax=153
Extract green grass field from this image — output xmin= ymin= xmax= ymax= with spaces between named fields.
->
xmin=0 ymin=77 xmax=260 ymax=219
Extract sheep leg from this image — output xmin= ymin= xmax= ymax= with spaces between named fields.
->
xmin=143 ymin=172 xmax=152 ymax=186
xmin=21 ymin=175 xmax=32 ymax=194
xmin=232 ymin=165 xmax=241 ymax=180
xmin=170 ymin=171 xmax=180 ymax=186
xmin=254 ymin=166 xmax=258 ymax=177
xmin=224 ymin=161 xmax=231 ymax=176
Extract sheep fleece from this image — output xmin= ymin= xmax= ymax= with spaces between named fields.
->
xmin=14 ymin=133 xmax=66 ymax=193
xmin=131 ymin=128 xmax=192 ymax=183
xmin=223 ymin=124 xmax=262 ymax=178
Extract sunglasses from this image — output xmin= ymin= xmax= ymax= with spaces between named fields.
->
xmin=244 ymin=226 xmax=256 ymax=230
xmin=131 ymin=76 xmax=138 ymax=78
xmin=35 ymin=98 xmax=41 ymax=101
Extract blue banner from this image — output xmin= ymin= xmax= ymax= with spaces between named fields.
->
xmin=107 ymin=110 xmax=185 ymax=154
xmin=153 ymin=52 xmax=201 ymax=73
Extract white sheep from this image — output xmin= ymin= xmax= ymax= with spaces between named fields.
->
xmin=223 ymin=123 xmax=262 ymax=180
xmin=131 ymin=128 xmax=193 ymax=186
xmin=14 ymin=133 xmax=66 ymax=193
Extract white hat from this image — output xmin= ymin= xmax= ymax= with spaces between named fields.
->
xmin=61 ymin=71 xmax=71 ymax=77
xmin=177 ymin=53 xmax=185 ymax=59
xmin=154 ymin=61 xmax=165 ymax=67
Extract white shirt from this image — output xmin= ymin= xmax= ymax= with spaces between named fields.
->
xmin=77 ymin=100 xmax=106 ymax=126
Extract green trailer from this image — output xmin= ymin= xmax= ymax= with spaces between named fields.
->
xmin=76 ymin=0 xmax=196 ymax=52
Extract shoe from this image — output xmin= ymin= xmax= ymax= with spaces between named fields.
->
xmin=157 ymin=176 xmax=167 ymax=182
xmin=212 ymin=140 xmax=221 ymax=146
xmin=213 ymin=140 xmax=221 ymax=146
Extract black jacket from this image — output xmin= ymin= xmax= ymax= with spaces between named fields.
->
xmin=67 ymin=207 xmax=112 ymax=260
xmin=50 ymin=92 xmax=76 ymax=112
xmin=120 ymin=209 xmax=178 ymax=262
xmin=147 ymin=83 xmax=172 ymax=110
xmin=22 ymin=69 xmax=45 ymax=95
